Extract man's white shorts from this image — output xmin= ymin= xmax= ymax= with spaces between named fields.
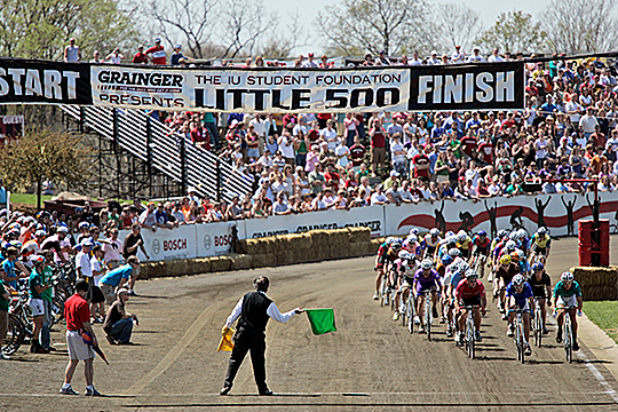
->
xmin=66 ymin=331 xmax=94 ymax=360
xmin=557 ymin=295 xmax=578 ymax=308
xmin=28 ymin=298 xmax=45 ymax=317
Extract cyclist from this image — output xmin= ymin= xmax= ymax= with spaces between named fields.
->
xmin=493 ymin=254 xmax=520 ymax=318
xmin=456 ymin=231 xmax=473 ymax=259
xmin=403 ymin=234 xmax=421 ymax=257
xmin=553 ymin=271 xmax=583 ymax=351
xmin=436 ymin=254 xmax=453 ymax=278
xmin=412 ymin=259 xmax=442 ymax=333
xmin=516 ymin=229 xmax=530 ymax=256
xmin=529 ymin=227 xmax=551 ymax=263
xmin=528 ymin=262 xmax=552 ymax=335
xmin=454 ymin=269 xmax=486 ymax=345
xmin=445 ymin=261 xmax=469 ymax=338
xmin=471 ymin=230 xmax=491 ymax=278
xmin=506 ymin=274 xmax=533 ymax=356
xmin=420 ymin=228 xmax=442 ymax=260
xmin=393 ymin=251 xmax=417 ymax=321
xmin=510 ymin=251 xmax=529 ymax=277
xmin=373 ymin=237 xmax=395 ymax=300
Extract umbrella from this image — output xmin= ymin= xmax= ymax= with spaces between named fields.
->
xmin=81 ymin=330 xmax=110 ymax=365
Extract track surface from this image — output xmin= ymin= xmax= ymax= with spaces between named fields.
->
xmin=2 ymin=237 xmax=618 ymax=411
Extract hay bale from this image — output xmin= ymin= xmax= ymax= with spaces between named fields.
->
xmin=275 ymin=250 xmax=296 ymax=266
xmin=348 ymin=227 xmax=371 ymax=243
xmin=310 ymin=230 xmax=330 ymax=246
xmin=193 ymin=257 xmax=212 ymax=273
xmin=348 ymin=242 xmax=368 ymax=258
xmin=210 ymin=256 xmax=232 ymax=272
xmin=231 ymin=254 xmax=253 ymax=270
xmin=569 ymin=266 xmax=618 ymax=301
xmin=242 ymin=238 xmax=262 ymax=255
xmin=252 ymin=253 xmax=275 ymax=269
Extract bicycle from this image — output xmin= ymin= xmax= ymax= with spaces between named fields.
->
xmin=402 ymin=289 xmax=415 ymax=333
xmin=417 ymin=290 xmax=434 ymax=341
xmin=379 ymin=271 xmax=389 ymax=308
xmin=511 ymin=308 xmax=528 ymax=364
xmin=1 ymin=314 xmax=26 ymax=356
xmin=472 ymin=253 xmax=487 ymax=279
xmin=533 ymin=296 xmax=544 ymax=348
xmin=555 ymin=307 xmax=576 ymax=363
xmin=461 ymin=305 xmax=480 ymax=359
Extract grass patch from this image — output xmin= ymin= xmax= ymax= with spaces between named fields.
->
xmin=9 ymin=193 xmax=53 ymax=206
xmin=583 ymin=301 xmax=618 ymax=343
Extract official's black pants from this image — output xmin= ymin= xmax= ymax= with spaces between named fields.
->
xmin=223 ymin=328 xmax=268 ymax=393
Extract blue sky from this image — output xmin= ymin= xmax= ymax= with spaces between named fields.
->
xmin=267 ymin=0 xmax=551 ymax=54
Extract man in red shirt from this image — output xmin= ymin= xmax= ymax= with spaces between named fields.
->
xmin=412 ymin=151 xmax=430 ymax=180
xmin=370 ymin=120 xmax=386 ymax=175
xmin=349 ymin=136 xmax=366 ymax=167
xmin=477 ymin=139 xmax=494 ymax=165
xmin=132 ymin=45 xmax=148 ymax=64
xmin=454 ymin=270 xmax=487 ymax=345
xmin=460 ymin=132 xmax=477 ymax=159
xmin=60 ymin=280 xmax=102 ymax=396
xmin=145 ymin=38 xmax=166 ymax=65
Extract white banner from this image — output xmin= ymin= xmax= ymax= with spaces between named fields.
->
xmin=118 ymin=192 xmax=618 ymax=262
xmin=91 ymin=66 xmax=410 ymax=113
xmin=242 ymin=205 xmax=385 ymax=239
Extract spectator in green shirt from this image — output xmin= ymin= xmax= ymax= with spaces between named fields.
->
xmin=28 ymin=256 xmax=52 ymax=353
xmin=40 ymin=250 xmax=56 ymax=351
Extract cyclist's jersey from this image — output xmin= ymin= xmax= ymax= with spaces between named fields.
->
xmin=399 ymin=260 xmax=418 ymax=282
xmin=456 ymin=237 xmax=472 ymax=251
xmin=553 ymin=280 xmax=582 ymax=299
xmin=376 ymin=243 xmax=388 ymax=259
xmin=449 ymin=271 xmax=464 ymax=288
xmin=492 ymin=241 xmax=507 ymax=258
xmin=455 ymin=278 xmax=486 ymax=300
xmin=531 ymin=234 xmax=551 ymax=249
xmin=421 ymin=235 xmax=441 ymax=254
xmin=528 ymin=272 xmax=551 ymax=297
xmin=403 ymin=241 xmax=421 ymax=256
xmin=506 ymin=281 xmax=533 ymax=307
xmin=379 ymin=246 xmax=399 ymax=265
xmin=472 ymin=235 xmax=491 ymax=251
xmin=413 ymin=269 xmax=442 ymax=292
xmin=495 ymin=262 xmax=520 ymax=284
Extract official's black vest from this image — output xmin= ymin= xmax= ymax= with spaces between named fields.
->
xmin=238 ymin=291 xmax=272 ymax=333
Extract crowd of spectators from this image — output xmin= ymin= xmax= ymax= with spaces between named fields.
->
xmin=61 ymin=37 xmax=618 ymax=223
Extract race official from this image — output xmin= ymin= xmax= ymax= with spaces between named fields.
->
xmin=60 ymin=280 xmax=102 ymax=396
xmin=220 ymin=276 xmax=302 ymax=396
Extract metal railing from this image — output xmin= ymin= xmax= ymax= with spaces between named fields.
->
xmin=60 ymin=105 xmax=254 ymax=201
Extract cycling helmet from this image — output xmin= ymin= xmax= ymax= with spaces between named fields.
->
xmin=508 ymin=231 xmax=518 ymax=240
xmin=420 ymin=259 xmax=433 ymax=270
xmin=517 ymin=228 xmax=527 ymax=239
xmin=407 ymin=234 xmax=418 ymax=244
xmin=512 ymin=274 xmax=525 ymax=286
xmin=531 ymin=262 xmax=544 ymax=271
xmin=448 ymin=248 xmax=461 ymax=257
xmin=57 ymin=226 xmax=69 ymax=234
xmin=441 ymin=255 xmax=453 ymax=265
xmin=445 ymin=231 xmax=455 ymax=238
xmin=410 ymin=228 xmax=420 ymax=236
xmin=505 ymin=240 xmax=516 ymax=251
xmin=392 ymin=239 xmax=403 ymax=249
xmin=537 ymin=227 xmax=548 ymax=235
xmin=510 ymin=251 xmax=520 ymax=261
xmin=446 ymin=236 xmax=457 ymax=246
xmin=457 ymin=233 xmax=467 ymax=242
xmin=8 ymin=240 xmax=22 ymax=249
xmin=499 ymin=255 xmax=512 ymax=265
xmin=398 ymin=250 xmax=412 ymax=260
xmin=430 ymin=228 xmax=440 ymax=237
xmin=478 ymin=230 xmax=487 ymax=237
xmin=560 ymin=271 xmax=574 ymax=282
xmin=78 ymin=221 xmax=89 ymax=230
xmin=465 ymin=269 xmax=478 ymax=280
xmin=35 ymin=229 xmax=47 ymax=237
xmin=498 ymin=229 xmax=508 ymax=238
xmin=31 ymin=255 xmax=45 ymax=264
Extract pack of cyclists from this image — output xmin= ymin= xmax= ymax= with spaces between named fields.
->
xmin=374 ymin=226 xmax=583 ymax=356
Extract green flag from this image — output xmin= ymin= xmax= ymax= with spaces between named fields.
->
xmin=305 ymin=308 xmax=337 ymax=335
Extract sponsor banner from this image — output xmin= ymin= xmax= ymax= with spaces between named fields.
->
xmin=0 ymin=58 xmax=525 ymax=113
xmin=0 ymin=59 xmax=92 ymax=105
xmin=195 ymin=221 xmax=246 ymax=258
xmin=408 ymin=61 xmax=524 ymax=111
xmin=0 ymin=115 xmax=24 ymax=146
xmin=119 ymin=224 xmax=199 ymax=262
xmin=91 ymin=65 xmax=411 ymax=113
xmin=243 ymin=205 xmax=385 ymax=238
xmin=384 ymin=192 xmax=618 ymax=238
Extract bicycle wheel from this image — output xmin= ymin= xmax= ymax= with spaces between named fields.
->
xmin=565 ymin=322 xmax=572 ymax=364
xmin=425 ymin=298 xmax=432 ymax=341
xmin=534 ymin=309 xmax=542 ymax=348
xmin=519 ymin=325 xmax=526 ymax=364
xmin=467 ymin=317 xmax=475 ymax=359
xmin=379 ymin=276 xmax=387 ymax=307
xmin=3 ymin=315 xmax=25 ymax=355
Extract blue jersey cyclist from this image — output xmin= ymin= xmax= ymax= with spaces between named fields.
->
xmin=553 ymin=271 xmax=583 ymax=351
xmin=506 ymin=274 xmax=534 ymax=356
xmin=412 ymin=259 xmax=442 ymax=334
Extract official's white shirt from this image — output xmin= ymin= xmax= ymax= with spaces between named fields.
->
xmin=225 ymin=291 xmax=297 ymax=327
xmin=76 ymin=251 xmax=92 ymax=278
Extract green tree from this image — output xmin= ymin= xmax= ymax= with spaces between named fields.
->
xmin=317 ymin=0 xmax=431 ymax=57
xmin=0 ymin=129 xmax=92 ymax=209
xmin=0 ymin=0 xmax=141 ymax=61
xmin=541 ymin=0 xmax=618 ymax=53
xmin=476 ymin=11 xmax=546 ymax=54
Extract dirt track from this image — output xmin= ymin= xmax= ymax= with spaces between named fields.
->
xmin=2 ymin=237 xmax=618 ymax=412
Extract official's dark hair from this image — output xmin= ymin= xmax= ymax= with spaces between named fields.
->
xmin=75 ymin=279 xmax=89 ymax=292
xmin=253 ymin=276 xmax=269 ymax=292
